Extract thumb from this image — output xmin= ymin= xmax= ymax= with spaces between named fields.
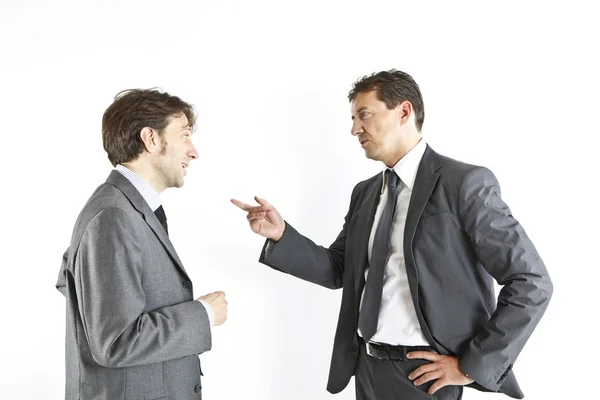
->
xmin=254 ymin=196 xmax=271 ymax=208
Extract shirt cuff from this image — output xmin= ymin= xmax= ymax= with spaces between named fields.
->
xmin=198 ymin=299 xmax=215 ymax=326
xmin=264 ymin=239 xmax=276 ymax=257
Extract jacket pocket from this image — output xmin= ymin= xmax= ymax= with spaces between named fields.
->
xmin=125 ymin=362 xmax=165 ymax=400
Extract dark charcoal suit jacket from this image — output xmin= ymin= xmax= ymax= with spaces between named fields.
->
xmin=260 ymin=145 xmax=552 ymax=398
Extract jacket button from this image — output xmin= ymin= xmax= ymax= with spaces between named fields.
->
xmin=182 ymin=281 xmax=192 ymax=289
xmin=194 ymin=384 xmax=201 ymax=393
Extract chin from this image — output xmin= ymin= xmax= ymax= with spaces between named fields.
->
xmin=169 ymin=177 xmax=185 ymax=189
xmin=363 ymin=149 xmax=379 ymax=161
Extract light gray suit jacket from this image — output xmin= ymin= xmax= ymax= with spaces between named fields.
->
xmin=259 ymin=145 xmax=553 ymax=398
xmin=56 ymin=171 xmax=211 ymax=400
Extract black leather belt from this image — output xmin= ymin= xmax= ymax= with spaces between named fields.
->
xmin=360 ymin=337 xmax=435 ymax=361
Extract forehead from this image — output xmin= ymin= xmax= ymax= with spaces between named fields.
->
xmin=351 ymin=90 xmax=384 ymax=113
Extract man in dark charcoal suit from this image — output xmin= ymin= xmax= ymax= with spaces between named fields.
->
xmin=232 ymin=70 xmax=552 ymax=399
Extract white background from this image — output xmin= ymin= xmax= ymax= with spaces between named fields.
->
xmin=1 ymin=1 xmax=598 ymax=399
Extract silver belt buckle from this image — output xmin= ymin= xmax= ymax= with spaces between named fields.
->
xmin=365 ymin=342 xmax=378 ymax=358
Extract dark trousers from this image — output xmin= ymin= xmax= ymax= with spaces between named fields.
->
xmin=355 ymin=340 xmax=463 ymax=400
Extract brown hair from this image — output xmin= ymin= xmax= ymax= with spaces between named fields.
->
xmin=102 ymin=88 xmax=196 ymax=166
xmin=348 ymin=69 xmax=425 ymax=131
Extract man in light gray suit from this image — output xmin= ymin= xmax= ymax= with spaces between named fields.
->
xmin=232 ymin=70 xmax=552 ymax=399
xmin=56 ymin=89 xmax=227 ymax=399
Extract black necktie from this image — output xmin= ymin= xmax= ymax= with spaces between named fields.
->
xmin=358 ymin=169 xmax=400 ymax=342
xmin=154 ymin=205 xmax=168 ymax=235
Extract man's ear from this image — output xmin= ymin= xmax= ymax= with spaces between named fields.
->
xmin=397 ymin=100 xmax=413 ymax=126
xmin=140 ymin=127 xmax=159 ymax=153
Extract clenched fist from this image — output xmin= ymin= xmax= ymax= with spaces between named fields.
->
xmin=198 ymin=291 xmax=228 ymax=326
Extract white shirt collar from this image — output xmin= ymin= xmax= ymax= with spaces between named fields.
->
xmin=381 ymin=138 xmax=427 ymax=192
xmin=115 ymin=164 xmax=162 ymax=212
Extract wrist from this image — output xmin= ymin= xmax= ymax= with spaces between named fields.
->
xmin=272 ymin=223 xmax=286 ymax=242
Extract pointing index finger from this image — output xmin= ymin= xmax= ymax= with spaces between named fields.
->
xmin=231 ymin=198 xmax=253 ymax=211
xmin=231 ymin=198 xmax=267 ymax=213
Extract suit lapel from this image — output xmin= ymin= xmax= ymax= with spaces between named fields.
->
xmin=106 ymin=171 xmax=190 ymax=280
xmin=403 ymin=145 xmax=443 ymax=351
xmin=404 ymin=145 xmax=442 ymax=279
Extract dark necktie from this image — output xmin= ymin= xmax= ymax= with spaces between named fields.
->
xmin=154 ymin=205 xmax=168 ymax=235
xmin=358 ymin=169 xmax=400 ymax=342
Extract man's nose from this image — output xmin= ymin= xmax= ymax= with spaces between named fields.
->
xmin=351 ymin=120 xmax=363 ymax=136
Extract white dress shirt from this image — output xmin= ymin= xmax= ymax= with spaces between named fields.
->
xmin=357 ymin=139 xmax=429 ymax=346
xmin=115 ymin=165 xmax=215 ymax=327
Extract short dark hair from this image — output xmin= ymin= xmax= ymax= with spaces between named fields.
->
xmin=102 ymin=88 xmax=196 ymax=166
xmin=348 ymin=69 xmax=425 ymax=131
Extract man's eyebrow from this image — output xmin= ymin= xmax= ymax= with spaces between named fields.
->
xmin=351 ymin=107 xmax=368 ymax=120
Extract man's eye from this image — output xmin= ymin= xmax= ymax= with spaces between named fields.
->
xmin=361 ymin=112 xmax=369 ymax=119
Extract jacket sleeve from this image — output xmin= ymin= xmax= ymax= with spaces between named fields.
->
xmin=56 ymin=247 xmax=69 ymax=297
xmin=457 ymin=166 xmax=553 ymax=391
xmin=258 ymin=184 xmax=360 ymax=289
